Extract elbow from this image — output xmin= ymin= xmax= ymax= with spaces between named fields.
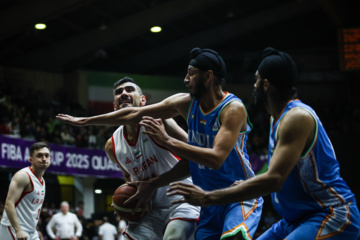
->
xmin=267 ymin=173 xmax=285 ymax=192
xmin=4 ymin=201 xmax=13 ymax=212
xmin=208 ymin=157 xmax=226 ymax=170
xmin=210 ymin=163 xmax=222 ymax=170
xmin=272 ymin=182 xmax=283 ymax=192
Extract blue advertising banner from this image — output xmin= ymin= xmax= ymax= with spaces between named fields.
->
xmin=0 ymin=135 xmax=123 ymax=178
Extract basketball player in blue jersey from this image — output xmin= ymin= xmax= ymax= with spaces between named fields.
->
xmin=57 ymin=48 xmax=263 ymax=240
xmin=167 ymin=47 xmax=360 ymax=240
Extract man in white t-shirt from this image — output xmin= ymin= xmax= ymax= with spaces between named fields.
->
xmin=46 ymin=201 xmax=83 ymax=240
xmin=98 ymin=216 xmax=117 ymax=240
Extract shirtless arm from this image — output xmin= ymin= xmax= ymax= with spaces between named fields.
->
xmin=4 ymin=171 xmax=32 ymax=240
xmin=56 ymin=93 xmax=190 ymax=127
xmin=167 ymin=108 xmax=316 ymax=206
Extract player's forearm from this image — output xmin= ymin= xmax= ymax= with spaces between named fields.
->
xmin=206 ymin=172 xmax=280 ymax=205
xmin=150 ymin=159 xmax=190 ymax=188
xmin=124 ymin=175 xmax=132 ymax=182
xmin=85 ymin=108 xmax=140 ymax=126
xmin=164 ymin=137 xmax=225 ymax=170
xmin=4 ymin=203 xmax=22 ymax=232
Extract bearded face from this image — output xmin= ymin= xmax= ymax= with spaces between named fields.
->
xmin=113 ymin=83 xmax=145 ymax=110
xmin=253 ymin=71 xmax=267 ymax=108
xmin=191 ymin=75 xmax=207 ymax=99
xmin=185 ymin=66 xmax=208 ymax=99
xmin=253 ymin=80 xmax=265 ymax=107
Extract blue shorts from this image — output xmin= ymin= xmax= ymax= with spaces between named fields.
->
xmin=195 ymin=197 xmax=263 ymax=240
xmin=257 ymin=201 xmax=360 ymax=240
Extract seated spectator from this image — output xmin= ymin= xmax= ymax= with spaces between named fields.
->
xmin=0 ymin=117 xmax=10 ymax=135
xmin=88 ymin=127 xmax=97 ymax=148
xmin=8 ymin=116 xmax=21 ymax=138
xmin=60 ymin=126 xmax=76 ymax=146
xmin=96 ymin=127 xmax=107 ymax=149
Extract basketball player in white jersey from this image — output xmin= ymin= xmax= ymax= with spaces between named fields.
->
xmin=105 ymin=77 xmax=200 ymax=240
xmin=0 ymin=142 xmax=51 ymax=240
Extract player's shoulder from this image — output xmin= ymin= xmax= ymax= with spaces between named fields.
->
xmin=221 ymin=98 xmax=245 ymax=116
xmin=227 ymin=99 xmax=245 ymax=108
xmin=105 ymin=137 xmax=113 ymax=151
xmin=12 ymin=170 xmax=31 ymax=182
xmin=222 ymin=92 xmax=244 ymax=106
xmin=284 ymin=107 xmax=314 ymax=124
xmin=279 ymin=107 xmax=315 ymax=135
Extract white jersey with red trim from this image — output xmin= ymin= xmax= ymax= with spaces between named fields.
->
xmin=1 ymin=167 xmax=45 ymax=232
xmin=112 ymin=125 xmax=193 ymax=208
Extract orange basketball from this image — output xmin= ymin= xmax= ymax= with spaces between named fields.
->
xmin=112 ymin=184 xmax=146 ymax=222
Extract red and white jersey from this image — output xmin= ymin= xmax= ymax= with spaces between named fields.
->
xmin=111 ymin=125 xmax=193 ymax=208
xmin=1 ymin=167 xmax=45 ymax=232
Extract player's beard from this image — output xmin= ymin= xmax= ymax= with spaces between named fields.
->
xmin=253 ymin=81 xmax=266 ymax=108
xmin=117 ymin=98 xmax=134 ymax=110
xmin=190 ymin=76 xmax=207 ymax=99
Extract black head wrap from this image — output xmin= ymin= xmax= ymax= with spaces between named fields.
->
xmin=257 ymin=47 xmax=297 ymax=91
xmin=189 ymin=48 xmax=226 ymax=78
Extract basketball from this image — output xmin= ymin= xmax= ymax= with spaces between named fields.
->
xmin=112 ymin=184 xmax=146 ymax=222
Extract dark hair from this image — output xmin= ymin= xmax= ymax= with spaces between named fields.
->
xmin=189 ymin=48 xmax=226 ymax=86
xmin=258 ymin=47 xmax=297 ymax=92
xmin=113 ymin=77 xmax=143 ymax=95
xmin=30 ymin=142 xmax=50 ymax=157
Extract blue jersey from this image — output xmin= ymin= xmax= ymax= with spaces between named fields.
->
xmin=186 ymin=92 xmax=255 ymax=191
xmin=269 ymin=99 xmax=355 ymax=221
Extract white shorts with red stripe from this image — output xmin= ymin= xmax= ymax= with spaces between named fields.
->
xmin=0 ymin=224 xmax=40 ymax=240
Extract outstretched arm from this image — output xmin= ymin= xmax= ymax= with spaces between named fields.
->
xmin=4 ymin=172 xmax=32 ymax=240
xmin=56 ymin=93 xmax=190 ymax=127
xmin=167 ymin=108 xmax=316 ymax=206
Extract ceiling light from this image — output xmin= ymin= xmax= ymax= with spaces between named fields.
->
xmin=94 ymin=189 xmax=102 ymax=194
xmin=35 ymin=23 xmax=46 ymax=30
xmin=150 ymin=26 xmax=162 ymax=33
